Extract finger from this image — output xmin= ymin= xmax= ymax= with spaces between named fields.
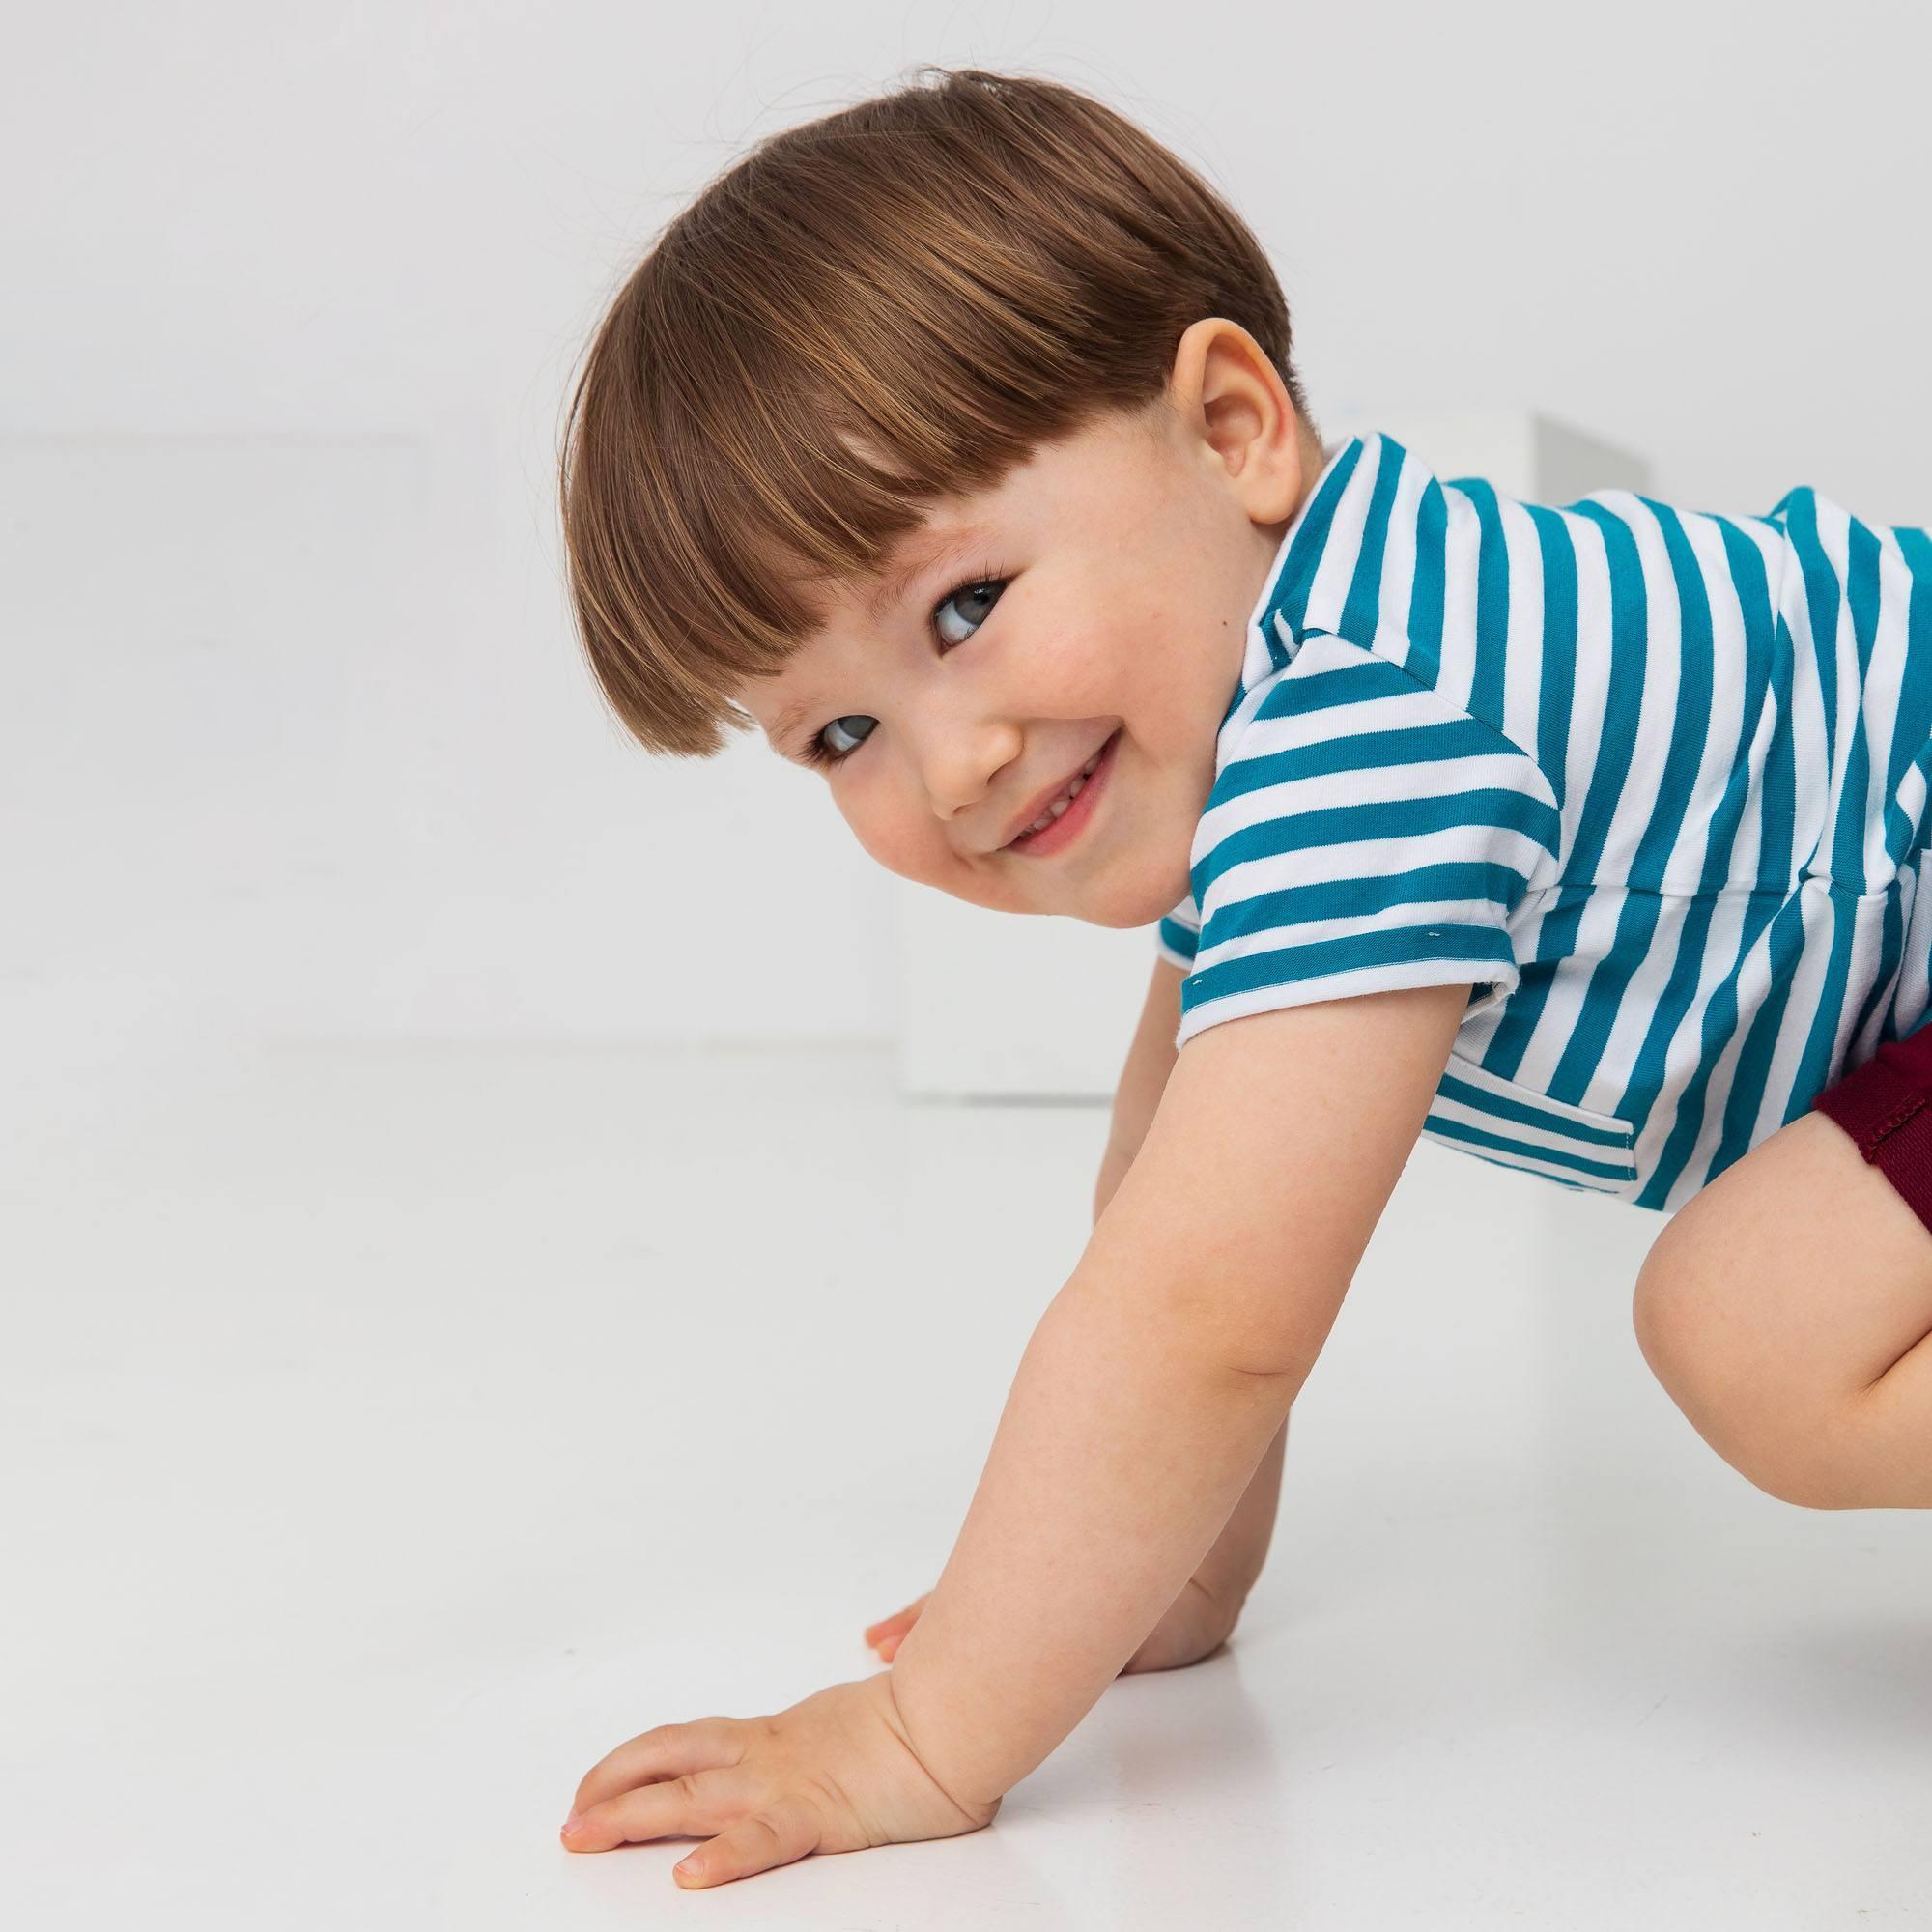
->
xmin=873 ymin=1633 xmax=904 ymax=1662
xmin=571 ymin=1719 xmax=743 ymax=1815
xmin=862 ymin=1594 xmax=929 ymax=1643
xmin=564 ymin=1766 xmax=759 ymax=1852
xmin=673 ymin=1794 xmax=823 ymax=1889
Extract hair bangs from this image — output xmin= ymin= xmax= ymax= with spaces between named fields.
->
xmin=558 ymin=66 xmax=1307 ymax=758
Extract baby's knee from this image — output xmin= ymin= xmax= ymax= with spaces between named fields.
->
xmin=1632 ymin=1227 xmax=1867 ymax=1511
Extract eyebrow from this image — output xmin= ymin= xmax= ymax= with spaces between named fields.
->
xmin=768 ymin=696 xmax=816 ymax=761
xmin=861 ymin=521 xmax=990 ymax=624
xmin=764 ymin=522 xmax=993 ymax=761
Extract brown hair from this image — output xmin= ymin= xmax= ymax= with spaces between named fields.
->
xmin=556 ymin=66 xmax=1312 ymax=758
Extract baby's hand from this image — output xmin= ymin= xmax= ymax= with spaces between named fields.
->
xmin=559 ymin=1671 xmax=995 ymax=1889
xmin=866 ymin=1573 xmax=1242 ymax=1676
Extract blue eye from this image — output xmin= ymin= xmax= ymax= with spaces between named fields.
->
xmin=934 ymin=577 xmax=1004 ymax=646
xmin=817 ymin=713 xmax=875 ymax=760
xmin=801 ymin=573 xmax=1008 ymax=769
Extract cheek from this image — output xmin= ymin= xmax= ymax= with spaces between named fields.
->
xmin=837 ymin=770 xmax=952 ymax=885
xmin=1046 ymin=598 xmax=1190 ymax=729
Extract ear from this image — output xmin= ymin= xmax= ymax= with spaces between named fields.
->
xmin=1165 ymin=318 xmax=1304 ymax=526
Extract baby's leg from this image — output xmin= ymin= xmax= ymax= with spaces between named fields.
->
xmin=1629 ymin=1044 xmax=1932 ymax=1511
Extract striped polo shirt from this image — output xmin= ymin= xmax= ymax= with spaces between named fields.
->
xmin=1156 ymin=431 xmax=1932 ymax=1213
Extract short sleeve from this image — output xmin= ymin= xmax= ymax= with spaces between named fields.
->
xmin=1176 ymin=631 xmax=1562 ymax=1051
xmin=1154 ymin=892 xmax=1202 ymax=972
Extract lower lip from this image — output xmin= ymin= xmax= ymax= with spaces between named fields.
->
xmin=1005 ymin=729 xmax=1121 ymax=859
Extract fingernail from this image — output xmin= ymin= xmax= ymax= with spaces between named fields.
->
xmin=674 ymin=1858 xmax=703 ymax=1883
xmin=560 ymin=1813 xmax=582 ymax=1836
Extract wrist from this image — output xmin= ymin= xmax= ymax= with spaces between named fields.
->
xmin=871 ymin=1664 xmax=1003 ymax=1829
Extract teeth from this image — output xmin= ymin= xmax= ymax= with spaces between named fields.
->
xmin=1012 ymin=737 xmax=1111 ymax=843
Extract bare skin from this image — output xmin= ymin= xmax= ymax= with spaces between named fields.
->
xmin=864 ymin=1413 xmax=1287 ymax=1674
xmin=867 ymin=1116 xmax=1293 ymax=1676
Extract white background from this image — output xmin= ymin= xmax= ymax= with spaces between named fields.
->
xmin=5 ymin=7 xmax=1929 ymax=1926
xmin=6 ymin=0 xmax=1931 ymax=1082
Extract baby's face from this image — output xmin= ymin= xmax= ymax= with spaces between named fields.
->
xmin=737 ymin=377 xmax=1310 ymax=931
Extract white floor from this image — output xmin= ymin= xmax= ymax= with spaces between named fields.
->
xmin=5 ymin=1037 xmax=1928 ymax=1928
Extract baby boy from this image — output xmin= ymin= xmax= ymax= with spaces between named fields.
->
xmin=552 ymin=65 xmax=1932 ymax=1889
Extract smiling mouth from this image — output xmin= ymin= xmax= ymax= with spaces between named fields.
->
xmin=1004 ymin=728 xmax=1121 ymax=857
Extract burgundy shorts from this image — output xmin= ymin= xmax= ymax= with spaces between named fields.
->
xmin=1811 ymin=1022 xmax=1932 ymax=1232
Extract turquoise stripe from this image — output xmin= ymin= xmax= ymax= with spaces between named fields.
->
xmin=1264 ymin=440 xmax=1364 ymax=647
xmin=1484 ymin=936 xmax=1566 ymax=1083
xmin=1708 ymin=894 xmax=1811 ymax=1179
xmin=1833 ymin=514 xmax=1883 ymax=885
xmin=1157 ymin=914 xmax=1199 ymax=964
xmin=1434 ymin=1070 xmax=1632 ymax=1146
xmin=1883 ymin=753 xmax=1932 ymax=867
xmin=1638 ymin=523 xmax=1771 ymax=1205
xmin=1789 ymin=879 xmax=1862 ymax=1122
xmin=1180 ymin=922 xmax=1508 ymax=1010
xmin=1525 ymin=505 xmax=1577 ymax=809
xmin=1710 ymin=522 xmax=1793 ymax=895
xmin=1216 ymin=714 xmax=1550 ymax=800
xmin=1629 ymin=506 xmax=1716 ymax=885
xmin=1191 ymin=784 xmax=1561 ymax=906
xmin=1625 ymin=886 xmax=1722 ymax=1208
xmin=1889 ymin=526 xmax=1932 ymax=848
xmin=1551 ymin=885 xmax=1666 ymax=1109
xmin=1253 ymin=658 xmax=1410 ymax=718
xmin=1612 ymin=504 xmax=1724 ymax=1140
xmin=1781 ymin=507 xmax=1875 ymax=1115
xmin=1404 ymin=477 xmax=1449 ymax=688
xmin=1203 ymin=861 xmax=1532 ymax=945
xmin=1422 ymin=1111 xmax=1634 ymax=1183
xmin=1780 ymin=488 xmax=1843 ymax=875
xmin=1564 ymin=503 xmax=1650 ymax=880
xmin=1551 ymin=501 xmax=1653 ymax=1099
xmin=1337 ymin=437 xmax=1406 ymax=647
xmin=1510 ymin=502 xmax=1650 ymax=1059
xmin=1846 ymin=879 xmax=1905 ymax=1055
xmin=1634 ymin=897 xmax=1745 ymax=1209
xmin=1456 ymin=477 xmax=1512 ymax=726
xmin=1482 ymin=512 xmax=1582 ymax=1084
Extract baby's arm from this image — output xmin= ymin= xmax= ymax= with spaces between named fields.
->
xmin=1097 ymin=959 xmax=1288 ymax=1669
xmin=888 ymin=980 xmax=1470 ymax=1810
xmin=868 ymin=955 xmax=1287 ymax=1674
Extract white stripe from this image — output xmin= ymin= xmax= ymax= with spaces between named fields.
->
xmin=1421 ymin=1120 xmax=1630 ymax=1192
xmin=1298 ymin=436 xmax=1385 ymax=639
xmin=1175 ymin=954 xmax=1517 ymax=1048
xmin=1556 ymin=508 xmax=1613 ymax=864
xmin=1434 ymin=484 xmax=1484 ymax=717
xmin=1861 ymin=525 xmax=1917 ymax=885
xmin=1373 ymin=444 xmax=1427 ymax=677
xmin=1201 ymin=821 xmax=1555 ymax=923
xmin=1427 ymin=1089 xmax=1625 ymax=1160
xmin=1776 ymin=510 xmax=1836 ymax=882
xmin=1201 ymin=734 xmax=1557 ymax=838
xmin=1498 ymin=497 xmax=1546 ymax=757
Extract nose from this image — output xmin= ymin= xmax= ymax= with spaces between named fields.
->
xmin=914 ymin=715 xmax=1023 ymax=826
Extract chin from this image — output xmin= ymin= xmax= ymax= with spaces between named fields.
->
xmin=1071 ymin=858 xmax=1195 ymax=931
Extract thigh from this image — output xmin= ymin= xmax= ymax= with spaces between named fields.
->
xmin=1632 ymin=1111 xmax=1932 ymax=1500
